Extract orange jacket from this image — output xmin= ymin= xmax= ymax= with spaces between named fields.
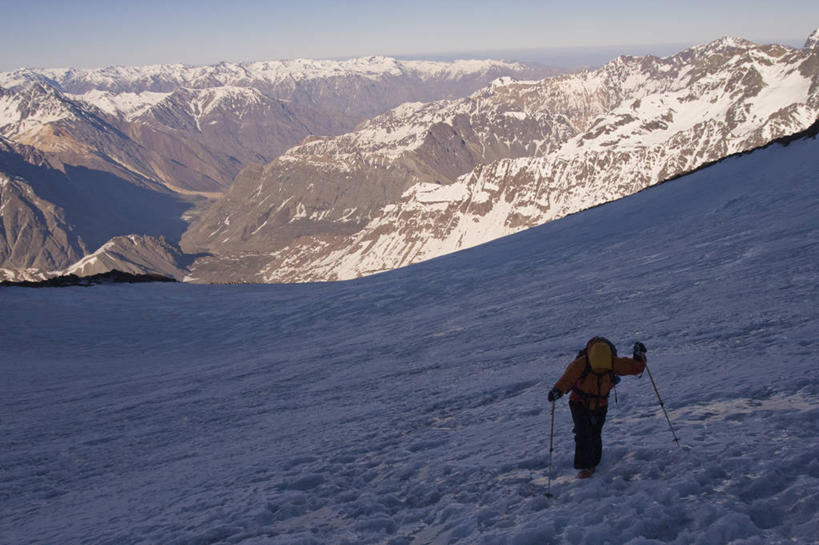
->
xmin=554 ymin=352 xmax=646 ymax=410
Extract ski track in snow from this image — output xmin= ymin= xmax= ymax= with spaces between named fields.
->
xmin=2 ymin=137 xmax=819 ymax=544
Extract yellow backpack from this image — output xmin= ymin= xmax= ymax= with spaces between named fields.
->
xmin=573 ymin=337 xmax=619 ymax=406
xmin=587 ymin=338 xmax=615 ymax=374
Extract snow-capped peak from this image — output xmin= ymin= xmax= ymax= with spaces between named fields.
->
xmin=805 ymin=28 xmax=819 ymax=50
xmin=689 ymin=35 xmax=755 ymax=57
xmin=0 ymin=81 xmax=78 ymax=135
xmin=490 ymin=76 xmax=518 ymax=88
xmin=0 ymin=56 xmax=538 ymax=97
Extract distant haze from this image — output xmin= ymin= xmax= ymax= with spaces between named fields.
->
xmin=400 ymin=38 xmax=808 ymax=70
xmin=398 ymin=43 xmax=702 ymax=70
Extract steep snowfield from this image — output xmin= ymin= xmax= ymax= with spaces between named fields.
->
xmin=2 ymin=135 xmax=818 ymax=544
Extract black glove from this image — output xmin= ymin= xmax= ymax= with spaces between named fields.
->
xmin=633 ymin=341 xmax=647 ymax=362
xmin=548 ymin=388 xmax=563 ymax=402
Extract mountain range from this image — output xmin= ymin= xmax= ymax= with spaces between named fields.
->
xmin=0 ymin=57 xmax=553 ymax=281
xmin=1 ymin=30 xmax=818 ymax=283
xmin=183 ymin=31 xmax=819 ymax=283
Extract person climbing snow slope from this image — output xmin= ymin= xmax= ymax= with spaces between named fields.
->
xmin=548 ymin=338 xmax=646 ymax=478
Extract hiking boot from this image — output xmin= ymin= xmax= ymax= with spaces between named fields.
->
xmin=577 ymin=468 xmax=595 ymax=479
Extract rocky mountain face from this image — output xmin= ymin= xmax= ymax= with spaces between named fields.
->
xmin=0 ymin=83 xmax=166 ymax=191
xmin=0 ymin=171 xmax=83 ymax=281
xmin=0 ymin=57 xmax=549 ymax=280
xmin=0 ymin=135 xmax=193 ymax=282
xmin=182 ymin=33 xmax=819 ymax=283
xmin=179 ymin=80 xmax=579 ymax=260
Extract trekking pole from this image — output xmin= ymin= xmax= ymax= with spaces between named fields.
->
xmin=546 ymin=399 xmax=556 ymax=497
xmin=644 ymin=363 xmax=681 ymax=447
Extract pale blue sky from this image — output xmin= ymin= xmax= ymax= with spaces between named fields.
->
xmin=0 ymin=0 xmax=816 ymax=70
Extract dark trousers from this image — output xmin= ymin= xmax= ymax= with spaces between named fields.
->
xmin=570 ymin=401 xmax=608 ymax=469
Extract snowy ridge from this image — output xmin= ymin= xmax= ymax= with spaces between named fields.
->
xmin=0 ymin=54 xmax=547 ymax=193
xmin=67 ymin=89 xmax=169 ymax=120
xmin=138 ymin=86 xmax=269 ymax=128
xmin=281 ymin=75 xmax=578 ymax=163
xmin=62 ymin=234 xmax=187 ymax=279
xmin=277 ymin=99 xmax=456 ymax=165
xmin=179 ymin=71 xmax=582 ymax=261
xmin=0 ymin=83 xmax=80 ymax=138
xmin=325 ymin=109 xmax=815 ymax=281
xmin=280 ymin=52 xmax=689 ymax=165
xmin=63 ymin=238 xmax=120 ymax=273
xmin=343 ymin=36 xmax=815 ymax=279
xmin=2 ymin=132 xmax=818 ymax=544
xmin=0 ymin=53 xmax=552 ymax=280
xmin=191 ymin=86 xmax=266 ymax=118
xmin=0 ymin=57 xmax=533 ymax=115
xmin=401 ymin=59 xmax=529 ymax=80
xmin=684 ymin=36 xmax=756 ymax=57
xmin=0 ymin=267 xmax=49 ymax=282
xmin=806 ymin=28 xmax=819 ymax=49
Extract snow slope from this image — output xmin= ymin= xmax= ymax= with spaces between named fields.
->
xmin=2 ymin=134 xmax=818 ymax=544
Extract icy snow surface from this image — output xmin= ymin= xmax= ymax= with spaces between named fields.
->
xmin=2 ymin=136 xmax=819 ymax=544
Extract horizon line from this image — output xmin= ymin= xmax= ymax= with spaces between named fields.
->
xmin=1 ymin=36 xmax=807 ymax=73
